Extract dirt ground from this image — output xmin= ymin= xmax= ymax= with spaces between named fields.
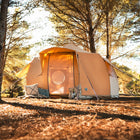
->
xmin=0 ymin=97 xmax=140 ymax=140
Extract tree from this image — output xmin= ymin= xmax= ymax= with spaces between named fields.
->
xmin=97 ymin=0 xmax=139 ymax=60
xmin=98 ymin=0 xmax=125 ymax=60
xmin=2 ymin=4 xmax=36 ymax=95
xmin=43 ymin=0 xmax=139 ymax=60
xmin=42 ymin=0 xmax=105 ymax=52
xmin=0 ymin=0 xmax=9 ymax=101
xmin=105 ymin=0 xmax=110 ymax=59
xmin=126 ymin=0 xmax=140 ymax=43
xmin=0 ymin=1 xmax=33 ymax=100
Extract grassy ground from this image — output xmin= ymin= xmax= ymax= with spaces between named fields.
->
xmin=0 ymin=97 xmax=140 ymax=140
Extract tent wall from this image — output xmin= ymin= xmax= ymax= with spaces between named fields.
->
xmin=78 ymin=52 xmax=110 ymax=96
xmin=25 ymin=46 xmax=119 ymax=98
xmin=26 ymin=57 xmax=48 ymax=89
xmin=42 ymin=55 xmax=49 ymax=89
xmin=104 ymin=61 xmax=119 ymax=98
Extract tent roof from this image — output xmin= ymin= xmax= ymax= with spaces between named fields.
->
xmin=39 ymin=44 xmax=88 ymax=55
xmin=39 ymin=47 xmax=75 ymax=55
xmin=63 ymin=44 xmax=88 ymax=53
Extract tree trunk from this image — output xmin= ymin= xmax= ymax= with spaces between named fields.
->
xmin=0 ymin=0 xmax=9 ymax=101
xmin=89 ymin=25 xmax=96 ymax=53
xmin=86 ymin=1 xmax=96 ymax=53
xmin=106 ymin=0 xmax=110 ymax=60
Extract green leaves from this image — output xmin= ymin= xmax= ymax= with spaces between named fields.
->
xmin=2 ymin=5 xmax=32 ymax=92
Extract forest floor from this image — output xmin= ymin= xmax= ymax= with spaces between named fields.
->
xmin=0 ymin=96 xmax=140 ymax=140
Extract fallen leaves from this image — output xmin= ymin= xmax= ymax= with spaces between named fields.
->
xmin=0 ymin=97 xmax=140 ymax=140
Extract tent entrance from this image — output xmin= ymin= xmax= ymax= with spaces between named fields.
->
xmin=48 ymin=53 xmax=74 ymax=96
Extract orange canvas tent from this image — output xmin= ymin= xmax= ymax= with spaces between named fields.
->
xmin=19 ymin=44 xmax=119 ymax=98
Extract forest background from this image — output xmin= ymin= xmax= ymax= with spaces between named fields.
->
xmin=0 ymin=0 xmax=140 ymax=99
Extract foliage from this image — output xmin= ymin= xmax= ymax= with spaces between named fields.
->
xmin=2 ymin=81 xmax=24 ymax=98
xmin=125 ymin=0 xmax=140 ymax=42
xmin=2 ymin=4 xmax=33 ymax=94
xmin=114 ymin=63 xmax=140 ymax=95
xmin=96 ymin=0 xmax=140 ymax=59
xmin=0 ymin=0 xmax=9 ymax=101
xmin=2 ymin=3 xmax=34 ymax=97
xmin=126 ymin=78 xmax=140 ymax=95
xmin=41 ymin=0 xmax=106 ymax=52
xmin=41 ymin=0 xmax=140 ymax=60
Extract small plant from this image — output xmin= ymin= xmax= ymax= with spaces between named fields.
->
xmin=126 ymin=79 xmax=140 ymax=95
xmin=3 ymin=84 xmax=24 ymax=98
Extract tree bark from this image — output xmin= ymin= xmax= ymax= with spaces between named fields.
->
xmin=106 ymin=0 xmax=110 ymax=60
xmin=86 ymin=1 xmax=96 ymax=53
xmin=0 ymin=0 xmax=9 ymax=101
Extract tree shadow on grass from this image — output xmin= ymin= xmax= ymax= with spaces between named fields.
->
xmin=48 ymin=99 xmax=140 ymax=110
xmin=1 ymin=100 xmax=140 ymax=122
xmin=0 ymin=100 xmax=89 ymax=116
xmin=1 ymin=99 xmax=140 ymax=140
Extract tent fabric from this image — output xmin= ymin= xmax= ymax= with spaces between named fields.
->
xmin=104 ymin=61 xmax=119 ymax=98
xmin=26 ymin=57 xmax=47 ymax=89
xmin=110 ymin=76 xmax=119 ymax=98
xmin=18 ymin=44 xmax=119 ymax=98
xmin=73 ymin=54 xmax=79 ymax=87
xmin=78 ymin=52 xmax=110 ymax=96
xmin=39 ymin=47 xmax=75 ymax=72
xmin=63 ymin=43 xmax=87 ymax=53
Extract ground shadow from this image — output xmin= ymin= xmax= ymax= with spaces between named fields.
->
xmin=1 ymin=98 xmax=140 ymax=140
xmin=0 ymin=100 xmax=90 ymax=116
xmin=1 ymin=99 xmax=140 ymax=121
xmin=48 ymin=99 xmax=140 ymax=110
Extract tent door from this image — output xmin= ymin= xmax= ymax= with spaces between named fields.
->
xmin=48 ymin=53 xmax=74 ymax=96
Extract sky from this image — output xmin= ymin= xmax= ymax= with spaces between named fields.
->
xmin=23 ymin=8 xmax=58 ymax=57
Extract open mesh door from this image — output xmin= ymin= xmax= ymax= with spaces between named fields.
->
xmin=48 ymin=53 xmax=74 ymax=96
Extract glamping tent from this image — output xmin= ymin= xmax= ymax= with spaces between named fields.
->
xmin=18 ymin=44 xmax=119 ymax=99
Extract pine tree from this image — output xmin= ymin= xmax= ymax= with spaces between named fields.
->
xmin=97 ymin=0 xmax=139 ymax=60
xmin=42 ymin=0 xmax=104 ymax=52
xmin=0 ymin=1 xmax=33 ymax=99
xmin=2 ymin=8 xmax=32 ymax=96
xmin=42 ymin=0 xmax=139 ymax=59
xmin=0 ymin=0 xmax=9 ymax=101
